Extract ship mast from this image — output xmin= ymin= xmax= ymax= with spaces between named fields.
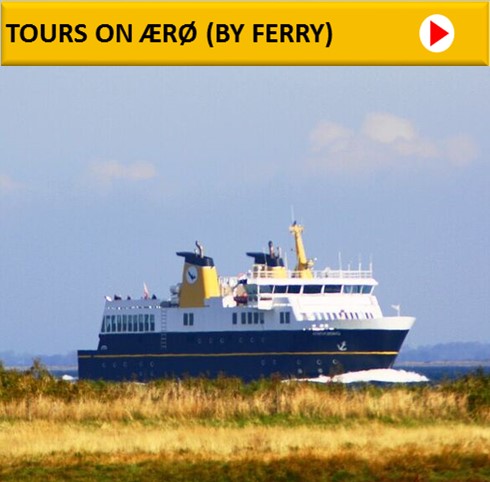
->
xmin=289 ymin=221 xmax=314 ymax=278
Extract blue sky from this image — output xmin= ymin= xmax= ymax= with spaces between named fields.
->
xmin=0 ymin=67 xmax=489 ymax=354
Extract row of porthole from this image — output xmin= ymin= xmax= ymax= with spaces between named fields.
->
xmin=196 ymin=337 xmax=266 ymax=344
xmin=258 ymin=358 xmax=325 ymax=367
xmin=102 ymin=361 xmax=156 ymax=369
xmin=102 ymin=358 xmax=337 ymax=370
xmin=260 ymin=359 xmax=277 ymax=366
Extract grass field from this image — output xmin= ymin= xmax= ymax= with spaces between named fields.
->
xmin=0 ymin=362 xmax=488 ymax=481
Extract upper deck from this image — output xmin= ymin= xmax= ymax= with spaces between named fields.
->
xmin=246 ymin=267 xmax=374 ymax=281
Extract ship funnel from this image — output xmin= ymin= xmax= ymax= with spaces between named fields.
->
xmin=176 ymin=248 xmax=220 ymax=308
xmin=246 ymin=241 xmax=287 ymax=278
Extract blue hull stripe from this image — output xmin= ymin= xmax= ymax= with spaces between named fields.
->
xmin=78 ymin=328 xmax=410 ymax=381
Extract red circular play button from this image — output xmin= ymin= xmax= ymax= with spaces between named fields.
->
xmin=419 ymin=14 xmax=455 ymax=53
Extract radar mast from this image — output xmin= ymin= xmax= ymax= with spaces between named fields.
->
xmin=289 ymin=221 xmax=314 ymax=278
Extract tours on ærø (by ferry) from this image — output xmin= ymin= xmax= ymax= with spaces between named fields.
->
xmin=78 ymin=223 xmax=415 ymax=381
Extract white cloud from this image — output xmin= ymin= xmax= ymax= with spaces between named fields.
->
xmin=89 ymin=160 xmax=157 ymax=185
xmin=0 ymin=174 xmax=23 ymax=194
xmin=308 ymin=112 xmax=478 ymax=173
xmin=362 ymin=112 xmax=416 ymax=144
xmin=309 ymin=121 xmax=353 ymax=152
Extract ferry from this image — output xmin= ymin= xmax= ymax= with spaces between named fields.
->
xmin=78 ymin=223 xmax=415 ymax=381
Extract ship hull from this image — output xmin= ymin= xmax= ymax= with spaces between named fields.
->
xmin=78 ymin=327 xmax=410 ymax=381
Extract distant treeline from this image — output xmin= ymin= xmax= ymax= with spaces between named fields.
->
xmin=0 ymin=351 xmax=77 ymax=367
xmin=398 ymin=342 xmax=490 ymax=363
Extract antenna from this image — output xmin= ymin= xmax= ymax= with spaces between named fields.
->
xmin=290 ymin=205 xmax=295 ymax=224
xmin=338 ymin=251 xmax=343 ymax=271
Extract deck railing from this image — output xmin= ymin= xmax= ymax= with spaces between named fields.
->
xmin=247 ymin=268 xmax=373 ymax=280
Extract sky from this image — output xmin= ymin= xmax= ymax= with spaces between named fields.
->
xmin=0 ymin=66 xmax=489 ymax=354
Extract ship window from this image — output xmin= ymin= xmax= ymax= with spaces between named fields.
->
xmin=117 ymin=315 xmax=122 ymax=332
xmin=245 ymin=284 xmax=258 ymax=302
xmin=303 ymin=285 xmax=322 ymax=294
xmin=111 ymin=315 xmax=116 ymax=332
xmin=253 ymin=312 xmax=259 ymax=324
xmin=105 ymin=315 xmax=111 ymax=332
xmin=122 ymin=315 xmax=127 ymax=331
xmin=259 ymin=285 xmax=272 ymax=294
xmin=144 ymin=314 xmax=149 ymax=332
xmin=362 ymin=285 xmax=372 ymax=294
xmin=332 ymin=313 xmax=338 ymax=320
xmin=247 ymin=312 xmax=253 ymax=324
xmin=343 ymin=285 xmax=352 ymax=294
xmin=184 ymin=313 xmax=194 ymax=326
xmin=150 ymin=314 xmax=155 ymax=331
xmin=324 ymin=285 xmax=342 ymax=294
xmin=100 ymin=318 xmax=105 ymax=333
xmin=232 ymin=313 xmax=237 ymax=325
xmin=241 ymin=312 xmax=246 ymax=324
xmin=246 ymin=284 xmax=258 ymax=295
xmin=260 ymin=313 xmax=265 ymax=324
xmin=280 ymin=312 xmax=290 ymax=324
xmin=352 ymin=285 xmax=361 ymax=294
xmin=349 ymin=312 xmax=354 ymax=319
xmin=139 ymin=314 xmax=144 ymax=331
xmin=274 ymin=285 xmax=287 ymax=294
xmin=287 ymin=285 xmax=301 ymax=294
xmin=127 ymin=315 xmax=132 ymax=332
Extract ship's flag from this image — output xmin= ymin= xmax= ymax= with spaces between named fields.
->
xmin=143 ymin=283 xmax=150 ymax=299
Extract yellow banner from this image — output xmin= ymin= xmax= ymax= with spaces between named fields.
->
xmin=1 ymin=2 xmax=488 ymax=66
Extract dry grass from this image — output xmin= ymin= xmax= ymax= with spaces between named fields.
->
xmin=0 ymin=420 xmax=489 ymax=461
xmin=0 ymin=381 xmax=483 ymax=424
xmin=0 ymin=369 xmax=489 ymax=480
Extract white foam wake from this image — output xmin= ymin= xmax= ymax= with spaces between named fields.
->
xmin=61 ymin=374 xmax=78 ymax=381
xmin=303 ymin=368 xmax=429 ymax=384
